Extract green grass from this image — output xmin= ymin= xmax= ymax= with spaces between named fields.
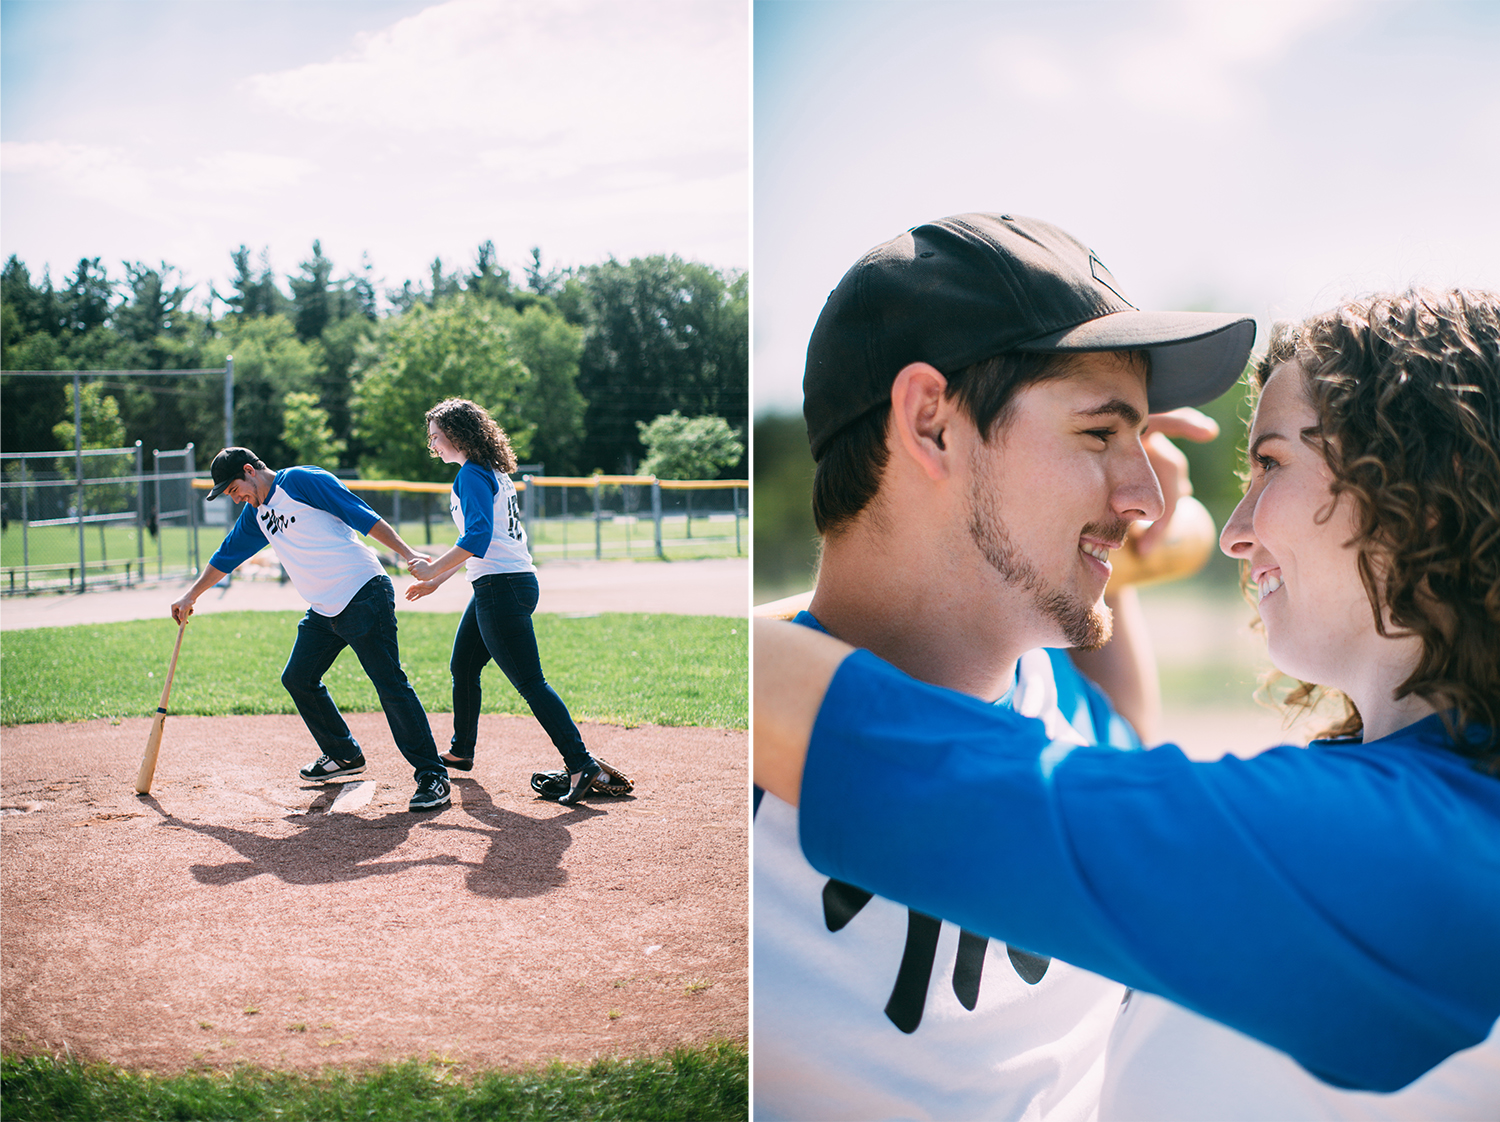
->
xmin=0 ymin=611 xmax=747 ymax=728
xmin=0 ymin=1043 xmax=748 ymax=1121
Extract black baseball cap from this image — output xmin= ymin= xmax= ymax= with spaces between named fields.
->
xmin=803 ymin=213 xmax=1257 ymax=460
xmin=206 ymin=447 xmax=264 ymax=500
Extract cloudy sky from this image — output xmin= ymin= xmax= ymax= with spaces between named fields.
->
xmin=2 ymin=0 xmax=748 ymax=308
xmin=754 ymin=0 xmax=1500 ymax=414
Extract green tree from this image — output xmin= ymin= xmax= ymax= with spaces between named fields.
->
xmin=571 ymin=256 xmax=748 ymax=473
xmin=52 ymin=380 xmax=126 ymax=450
xmin=637 ymin=411 xmax=743 ymax=480
xmin=214 ymin=315 xmax=321 ymax=464
xmin=61 ymin=258 xmax=115 ymax=335
xmin=315 ymin=314 xmax=376 ymax=466
xmin=752 ymin=410 xmax=819 ymax=598
xmin=2 ymin=256 xmax=64 ymax=346
xmin=289 ymin=240 xmax=336 ymax=342
xmin=352 ymin=296 xmax=532 ymax=481
xmin=525 ymin=246 xmax=565 ymax=298
xmin=503 ymin=305 xmax=586 ymax=474
xmin=51 ymin=381 xmax=133 ymax=516
xmin=219 ymin=246 xmax=287 ymax=321
xmin=114 ymin=262 xmax=192 ymax=345
xmin=281 ymin=391 xmax=345 ymax=469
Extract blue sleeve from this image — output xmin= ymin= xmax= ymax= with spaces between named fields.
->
xmin=277 ymin=467 xmax=379 ymax=534
xmin=207 ymin=503 xmax=268 ymax=573
xmin=453 ymin=461 xmax=496 ymax=556
xmin=798 ymin=649 xmax=1500 ymax=1093
xmin=1047 ymin=648 xmax=1142 ymax=751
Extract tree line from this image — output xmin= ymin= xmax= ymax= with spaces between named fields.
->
xmin=0 ymin=241 xmax=747 ymax=481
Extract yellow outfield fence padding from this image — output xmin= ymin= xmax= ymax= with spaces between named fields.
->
xmin=189 ymin=476 xmax=747 ymax=493
xmin=180 ymin=474 xmax=747 ymax=565
xmin=6 ymin=453 xmax=746 ymax=592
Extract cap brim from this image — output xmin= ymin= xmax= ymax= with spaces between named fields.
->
xmin=1017 ymin=310 xmax=1256 ymax=412
xmin=206 ymin=479 xmax=233 ymax=500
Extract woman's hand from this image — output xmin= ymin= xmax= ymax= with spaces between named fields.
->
xmin=405 ymin=579 xmax=440 ymax=601
xmin=1137 ymin=407 xmax=1219 ymax=555
xmin=407 ymin=557 xmax=438 ymax=581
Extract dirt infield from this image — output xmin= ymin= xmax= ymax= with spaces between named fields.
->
xmin=1 ymin=559 xmax=750 ymax=1075
xmin=1 ymin=713 xmax=746 ymax=1074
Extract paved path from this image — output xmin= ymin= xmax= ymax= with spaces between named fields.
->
xmin=0 ymin=558 xmax=749 ymax=631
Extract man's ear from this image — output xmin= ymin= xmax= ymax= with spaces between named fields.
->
xmin=890 ymin=362 xmax=957 ymax=480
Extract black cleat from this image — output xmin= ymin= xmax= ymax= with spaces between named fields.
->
xmin=300 ymin=753 xmax=366 ymax=782
xmin=409 ymin=773 xmax=451 ymax=811
xmin=556 ymin=760 xmax=602 ymax=807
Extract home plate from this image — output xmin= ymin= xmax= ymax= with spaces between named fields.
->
xmin=329 ymin=780 xmax=376 ymax=813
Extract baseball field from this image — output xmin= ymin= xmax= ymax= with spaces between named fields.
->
xmin=0 ymin=559 xmax=749 ymax=1119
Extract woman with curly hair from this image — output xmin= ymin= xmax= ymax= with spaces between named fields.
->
xmin=753 ymin=289 xmax=1500 ymax=1116
xmin=407 ymin=398 xmax=601 ymax=806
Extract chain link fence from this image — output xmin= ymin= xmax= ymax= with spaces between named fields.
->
xmin=1 ymin=444 xmax=202 ymax=594
xmin=349 ymin=475 xmax=746 ymax=564
xmin=2 ymin=460 xmax=746 ymax=594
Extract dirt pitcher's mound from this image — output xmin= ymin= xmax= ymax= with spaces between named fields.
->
xmin=1 ymin=714 xmax=746 ymax=1074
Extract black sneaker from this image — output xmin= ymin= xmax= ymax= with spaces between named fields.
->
xmin=300 ymin=753 xmax=366 ymax=781
xmin=556 ymin=760 xmax=602 ymax=807
xmin=409 ymin=773 xmax=451 ymax=811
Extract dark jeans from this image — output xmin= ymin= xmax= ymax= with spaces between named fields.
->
xmin=280 ymin=575 xmax=445 ymax=781
xmin=450 ymin=571 xmax=590 ymax=772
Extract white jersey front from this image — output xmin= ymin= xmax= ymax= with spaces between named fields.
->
xmin=211 ymin=467 xmax=385 ymax=617
xmin=1101 ymin=994 xmax=1500 ymax=1122
xmin=449 ymin=460 xmax=534 ymax=579
xmin=754 ymin=646 xmax=1130 ymax=1122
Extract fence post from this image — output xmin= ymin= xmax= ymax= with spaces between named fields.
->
xmin=593 ymin=477 xmax=602 ymax=560
xmin=224 ymin=356 xmax=235 ymax=447
xmin=20 ymin=458 xmax=29 ymax=591
xmin=186 ymin=443 xmax=198 ymax=571
xmin=521 ymin=475 xmax=534 ymax=540
xmin=735 ymin=483 xmax=742 ymax=554
xmin=153 ymin=449 xmax=164 ymax=579
xmin=134 ymin=441 xmax=145 ymax=584
xmin=74 ymin=372 xmax=86 ymax=591
xmin=652 ymin=480 xmax=663 ymax=559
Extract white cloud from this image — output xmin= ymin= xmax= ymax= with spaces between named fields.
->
xmin=178 ymin=151 xmax=317 ymax=195
xmin=981 ymin=0 xmax=1357 ymax=123
xmin=3 ymin=140 xmax=159 ymax=219
xmin=245 ymin=0 xmax=748 ymax=170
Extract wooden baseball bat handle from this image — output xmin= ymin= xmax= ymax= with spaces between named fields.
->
xmin=136 ymin=619 xmax=188 ymax=795
xmin=1106 ymin=496 xmax=1216 ymax=591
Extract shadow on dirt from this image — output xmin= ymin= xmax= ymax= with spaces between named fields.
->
xmin=135 ymin=781 xmax=607 ymax=899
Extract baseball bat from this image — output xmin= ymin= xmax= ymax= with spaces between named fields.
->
xmin=1105 ymin=495 xmax=1216 ymax=591
xmin=136 ymin=618 xmax=188 ymax=794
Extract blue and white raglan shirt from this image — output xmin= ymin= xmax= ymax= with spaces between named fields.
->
xmin=795 ymin=649 xmax=1500 ymax=1107
xmin=753 ymin=611 xmax=1142 ymax=1122
xmin=209 ymin=467 xmax=385 ymax=617
xmin=450 ymin=460 xmax=533 ymax=579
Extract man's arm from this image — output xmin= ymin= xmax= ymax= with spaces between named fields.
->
xmin=365 ymin=519 xmax=428 ymax=567
xmin=752 ymin=617 xmax=850 ymax=804
xmin=171 ymin=564 xmax=229 ymax=624
xmin=754 ymin=626 xmax=1500 ymax=1094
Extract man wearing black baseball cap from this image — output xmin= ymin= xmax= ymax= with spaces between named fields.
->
xmin=174 ymin=447 xmax=451 ymax=812
xmin=753 ymin=213 xmax=1254 ymax=1119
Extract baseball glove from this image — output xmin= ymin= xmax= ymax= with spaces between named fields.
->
xmin=530 ymin=758 xmax=634 ymax=799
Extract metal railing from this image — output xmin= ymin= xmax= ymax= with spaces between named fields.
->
xmin=196 ymin=474 xmax=748 ymax=563
xmin=1 ymin=444 xmax=200 ymax=593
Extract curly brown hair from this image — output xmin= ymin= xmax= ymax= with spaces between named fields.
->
xmin=1249 ymin=289 xmax=1500 ymax=771
xmin=425 ymin=398 xmax=517 ymax=475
